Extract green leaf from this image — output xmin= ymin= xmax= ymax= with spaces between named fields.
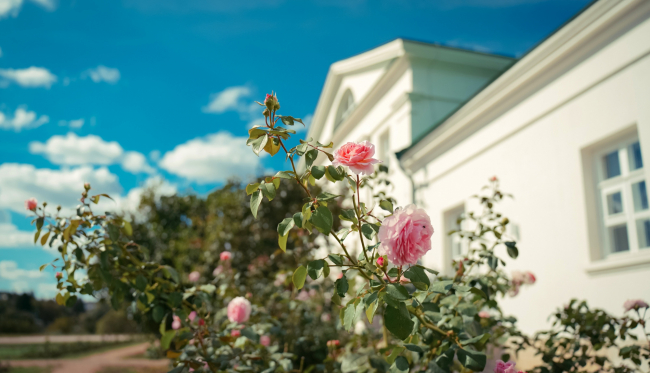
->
xmin=386 ymin=283 xmax=410 ymax=301
xmin=260 ymin=182 xmax=276 ymax=201
xmin=430 ymin=280 xmax=453 ymax=294
xmin=384 ymin=303 xmax=414 ymax=340
xmin=65 ymin=295 xmax=78 ymax=307
xmin=326 ymin=165 xmax=345 ymax=181
xmin=335 ymin=276 xmax=349 ymax=297
xmin=292 ymin=266 xmax=307 ymax=290
xmin=328 ymin=254 xmax=343 ymax=266
xmin=39 ymin=263 xmax=48 ymax=272
xmin=278 ymin=232 xmax=288 ymax=252
xmin=135 ymin=275 xmax=147 ymax=292
xmin=250 ymin=190 xmax=263 ymax=218
xmin=487 ymin=256 xmax=499 ymax=270
xmin=152 ymin=306 xmax=166 ymax=323
xmin=250 ymin=134 xmax=268 ymax=156
xmin=161 ymin=330 xmax=176 ymax=350
xmin=277 ymin=217 xmax=295 ymax=236
xmin=387 ymin=268 xmax=399 ymax=277
xmin=40 ymin=231 xmax=50 ymax=246
xmin=343 ymin=302 xmax=358 ymax=331
xmin=389 ymin=356 xmax=409 ymax=373
xmin=469 ymin=287 xmax=487 ymax=300
xmin=339 ymin=209 xmax=358 ymax=225
xmin=404 ymin=344 xmax=424 ymax=353
xmin=311 ymin=166 xmax=326 ymax=179
xmin=361 ymin=224 xmax=379 ymax=240
xmin=404 ymin=266 xmax=430 ymax=290
xmin=505 ymin=242 xmax=518 ymax=259
xmin=387 ymin=346 xmax=405 ymax=364
xmin=162 ymin=266 xmax=180 ymax=284
xmin=457 ymin=348 xmax=486 ymax=371
xmin=305 ymin=149 xmax=318 ymax=168
xmin=36 ymin=217 xmax=44 ymax=231
xmin=316 ymin=192 xmax=339 ymax=202
xmin=337 ymin=227 xmax=351 ymax=241
xmin=310 ymin=206 xmax=333 ymax=235
xmin=274 ymin=171 xmax=294 ymax=179
xmin=460 ymin=333 xmax=490 ymax=347
xmin=379 ymin=200 xmax=394 ymax=213
xmin=366 ymin=299 xmax=379 ymax=323
xmin=323 ymin=261 xmax=330 ymax=278
xmin=307 ymin=260 xmax=325 ymax=280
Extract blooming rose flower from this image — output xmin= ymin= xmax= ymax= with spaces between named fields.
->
xmin=377 ymin=205 xmax=434 ymax=266
xmin=172 ymin=315 xmax=181 ymax=330
xmin=494 ymin=360 xmax=518 ymax=373
xmin=274 ymin=273 xmax=287 ymax=287
xmin=213 ymin=265 xmax=223 ymax=276
xmin=220 ymin=251 xmax=232 ymax=261
xmin=188 ymin=271 xmax=200 ymax=282
xmin=188 ymin=311 xmax=197 ymax=322
xmin=260 ymin=335 xmax=271 ymax=346
xmin=624 ymin=299 xmax=649 ymax=312
xmin=296 ymin=290 xmax=310 ymax=301
xmin=332 ymin=141 xmax=381 ymax=175
xmin=231 ymin=330 xmax=241 ymax=337
xmin=227 ymin=296 xmax=252 ymax=323
xmin=525 ymin=271 xmax=536 ymax=284
xmin=478 ymin=311 xmax=490 ymax=318
xmin=321 ymin=313 xmax=331 ymax=322
xmin=25 ymin=198 xmax=37 ymax=211
xmin=376 ymin=257 xmax=385 ymax=267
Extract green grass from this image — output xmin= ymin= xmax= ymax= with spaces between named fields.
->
xmin=0 ymin=340 xmax=139 ymax=360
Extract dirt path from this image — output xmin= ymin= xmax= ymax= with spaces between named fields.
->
xmin=7 ymin=342 xmax=169 ymax=373
xmin=0 ymin=335 xmax=135 ymax=345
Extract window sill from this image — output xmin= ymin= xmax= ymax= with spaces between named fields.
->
xmin=586 ymin=250 xmax=650 ymax=274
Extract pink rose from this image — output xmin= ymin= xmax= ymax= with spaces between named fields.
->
xmin=336 ymin=273 xmax=344 ymax=279
xmin=326 ymin=340 xmax=340 ymax=348
xmin=376 ymin=257 xmax=385 ymax=267
xmin=213 ymin=265 xmax=223 ymax=276
xmin=227 ymin=296 xmax=252 ymax=323
xmin=478 ymin=311 xmax=490 ymax=318
xmin=231 ymin=329 xmax=241 ymax=337
xmin=274 ymin=273 xmax=287 ymax=286
xmin=25 ymin=198 xmax=37 ymax=211
xmin=263 ymin=94 xmax=273 ymax=104
xmin=296 ymin=290 xmax=310 ymax=301
xmin=494 ymin=360 xmax=516 ymax=373
xmin=490 ymin=176 xmax=498 ymax=182
xmin=188 ymin=311 xmax=197 ymax=322
xmin=172 ymin=315 xmax=181 ymax=330
xmin=332 ymin=141 xmax=381 ymax=175
xmin=188 ymin=271 xmax=200 ymax=282
xmin=377 ymin=205 xmax=434 ymax=266
xmin=220 ymin=251 xmax=232 ymax=261
xmin=624 ymin=299 xmax=649 ymax=312
xmin=55 ymin=272 xmax=62 ymax=280
xmin=321 ymin=313 xmax=331 ymax=322
xmin=260 ymin=335 xmax=271 ymax=346
xmin=525 ymin=271 xmax=536 ymax=284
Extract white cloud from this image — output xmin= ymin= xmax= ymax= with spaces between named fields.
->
xmin=121 ymin=151 xmax=155 ymax=174
xmin=0 ymin=163 xmax=122 ymax=215
xmin=29 ymin=133 xmax=123 ymax=165
xmin=58 ymin=118 xmax=84 ymax=128
xmin=0 ymin=66 xmax=57 ymax=88
xmin=0 ymin=107 xmax=49 ymax=131
xmin=0 ymin=261 xmax=43 ymax=280
xmin=30 ymin=0 xmax=55 ymax=11
xmin=85 ymin=65 xmax=120 ymax=84
xmin=111 ymin=176 xmax=177 ymax=216
xmin=0 ymin=222 xmax=35 ymax=248
xmin=0 ymin=46 xmax=3 ymax=57
xmin=29 ymin=133 xmax=157 ymax=174
xmin=203 ymin=86 xmax=251 ymax=113
xmin=159 ymin=131 xmax=260 ymax=184
xmin=149 ymin=150 xmax=161 ymax=162
xmin=0 ymin=0 xmax=23 ymax=18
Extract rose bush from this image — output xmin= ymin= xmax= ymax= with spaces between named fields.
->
xmin=29 ymin=93 xmax=648 ymax=372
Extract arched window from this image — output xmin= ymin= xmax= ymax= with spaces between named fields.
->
xmin=334 ymin=89 xmax=355 ymax=130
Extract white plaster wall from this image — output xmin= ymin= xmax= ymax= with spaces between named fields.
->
xmin=412 ymin=15 xmax=650 ymax=334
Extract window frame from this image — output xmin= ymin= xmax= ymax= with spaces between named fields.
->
xmin=594 ymin=135 xmax=648 ymax=257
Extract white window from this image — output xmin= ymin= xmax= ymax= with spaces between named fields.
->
xmin=444 ymin=205 xmax=468 ymax=273
xmin=596 ymin=138 xmax=649 ymax=256
xmin=334 ymin=89 xmax=355 ymax=130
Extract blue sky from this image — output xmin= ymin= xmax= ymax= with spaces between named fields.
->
xmin=0 ymin=0 xmax=591 ymax=298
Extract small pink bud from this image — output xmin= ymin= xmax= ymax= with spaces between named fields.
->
xmin=188 ymin=311 xmax=197 ymax=322
xmin=198 ymin=319 xmax=205 ymax=326
xmin=231 ymin=329 xmax=241 ymax=337
xmin=213 ymin=265 xmax=223 ymax=276
xmin=376 ymin=257 xmax=385 ymax=267
xmin=188 ymin=271 xmax=200 ymax=282
xmin=55 ymin=272 xmax=62 ymax=279
xmin=220 ymin=251 xmax=232 ymax=261
xmin=490 ymin=176 xmax=498 ymax=182
xmin=84 ymin=183 xmax=90 ymax=190
xmin=260 ymin=335 xmax=271 ymax=346
xmin=336 ymin=273 xmax=343 ymax=279
xmin=25 ymin=198 xmax=37 ymax=211
xmin=478 ymin=311 xmax=490 ymax=318
xmin=172 ymin=315 xmax=181 ymax=330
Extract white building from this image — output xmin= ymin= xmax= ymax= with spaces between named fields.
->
xmin=307 ymin=0 xmax=650 ymax=334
